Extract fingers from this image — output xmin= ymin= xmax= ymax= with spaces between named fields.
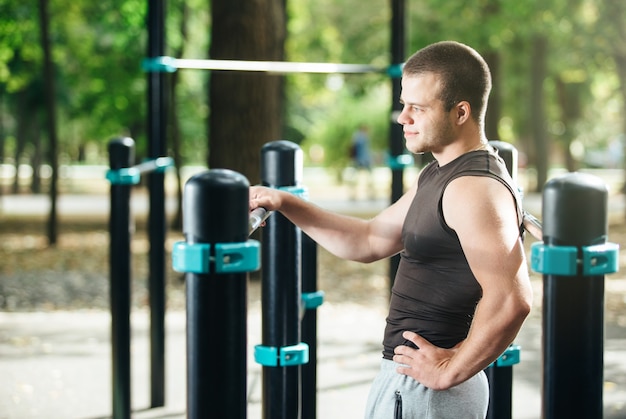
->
xmin=401 ymin=330 xmax=428 ymax=349
xmin=392 ymin=331 xmax=425 ymax=365
xmin=249 ymin=186 xmax=275 ymax=211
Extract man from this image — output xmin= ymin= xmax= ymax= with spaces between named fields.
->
xmin=250 ymin=41 xmax=532 ymax=418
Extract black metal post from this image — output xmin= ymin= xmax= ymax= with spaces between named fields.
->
xmin=301 ymin=233 xmax=318 ymax=419
xmin=541 ymin=173 xmax=608 ymax=418
xmin=108 ymin=137 xmax=134 ymax=419
xmin=260 ymin=141 xmax=304 ymax=419
xmin=388 ymin=0 xmax=405 ymax=287
xmin=183 ymin=169 xmax=250 ymax=419
xmin=147 ymin=0 xmax=167 ymax=407
xmin=489 ymin=140 xmax=518 ymax=183
xmin=485 ymin=140 xmax=518 ymax=419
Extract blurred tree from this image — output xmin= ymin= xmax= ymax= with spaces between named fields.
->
xmin=208 ymin=0 xmax=286 ymax=184
xmin=595 ymin=0 xmax=626 ymax=217
xmin=0 ymin=0 xmax=625 ymax=197
xmin=38 ymin=0 xmax=59 ymax=245
xmin=168 ymin=0 xmax=192 ymax=229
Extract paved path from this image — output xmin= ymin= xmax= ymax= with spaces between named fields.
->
xmin=1 ymin=281 xmax=626 ymax=419
xmin=1 ymin=167 xmax=626 ymax=418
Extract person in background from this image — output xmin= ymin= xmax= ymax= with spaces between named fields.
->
xmin=250 ymin=40 xmax=532 ymax=418
xmin=349 ymin=124 xmax=374 ymax=199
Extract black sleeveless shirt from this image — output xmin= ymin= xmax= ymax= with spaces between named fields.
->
xmin=382 ymin=149 xmax=522 ymax=360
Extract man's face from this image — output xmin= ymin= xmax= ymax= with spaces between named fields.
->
xmin=397 ymin=72 xmax=456 ymax=155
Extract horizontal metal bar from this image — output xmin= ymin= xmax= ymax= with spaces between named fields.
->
xmin=143 ymin=56 xmax=401 ymax=76
xmin=249 ymin=207 xmax=273 ymax=236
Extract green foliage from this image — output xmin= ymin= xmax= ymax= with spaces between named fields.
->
xmin=0 ymin=0 xmax=624 ymax=172
xmin=297 ymin=83 xmax=390 ymax=168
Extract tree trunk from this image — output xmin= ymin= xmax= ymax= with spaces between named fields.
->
xmin=602 ymin=0 xmax=626 ymax=219
xmin=169 ymin=0 xmax=190 ymax=230
xmin=484 ymin=50 xmax=501 ymax=141
xmin=481 ymin=0 xmax=501 ymax=141
xmin=30 ymin=120 xmax=42 ymax=194
xmin=209 ymin=0 xmax=286 ymax=184
xmin=531 ymin=35 xmax=549 ymax=192
xmin=13 ymin=90 xmax=29 ymax=194
xmin=38 ymin=0 xmax=59 ymax=245
xmin=555 ymin=77 xmax=582 ymax=173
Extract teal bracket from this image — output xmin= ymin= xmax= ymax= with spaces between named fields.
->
xmin=489 ymin=344 xmax=521 ymax=368
xmin=302 ymin=291 xmax=325 ymax=310
xmin=386 ymin=153 xmax=414 ymax=170
xmin=254 ymin=342 xmax=309 ymax=367
xmin=278 ymin=185 xmax=309 ymax=200
xmin=386 ymin=63 xmax=404 ymax=79
xmin=531 ymin=242 xmax=619 ymax=276
xmin=106 ymin=167 xmax=141 ymax=185
xmin=151 ymin=156 xmax=175 ymax=172
xmin=142 ymin=56 xmax=177 ymax=73
xmin=106 ymin=157 xmax=174 ymax=185
xmin=172 ymin=240 xmax=260 ymax=274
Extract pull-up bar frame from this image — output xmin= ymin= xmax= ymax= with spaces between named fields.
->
xmin=142 ymin=56 xmax=403 ymax=77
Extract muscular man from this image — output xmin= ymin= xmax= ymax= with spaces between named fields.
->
xmin=250 ymin=41 xmax=532 ymax=418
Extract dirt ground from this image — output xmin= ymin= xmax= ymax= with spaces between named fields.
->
xmin=0 ymin=215 xmax=394 ymax=312
xmin=0 ymin=212 xmax=625 ymax=317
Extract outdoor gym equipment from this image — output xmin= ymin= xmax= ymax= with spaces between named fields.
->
xmin=106 ymin=137 xmax=173 ymax=419
xmin=485 ymin=140 xmax=522 ymax=419
xmin=172 ymin=169 xmax=260 ymax=419
xmin=254 ymin=140 xmax=323 ymax=419
xmin=531 ymin=172 xmax=619 ymax=418
xmin=142 ymin=56 xmax=402 ymax=76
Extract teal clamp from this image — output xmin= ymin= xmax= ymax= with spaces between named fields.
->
xmin=531 ymin=242 xmax=619 ymax=276
xmin=172 ymin=240 xmax=260 ymax=274
xmin=254 ymin=342 xmax=309 ymax=367
xmin=278 ymin=185 xmax=309 ymax=200
xmin=386 ymin=153 xmax=414 ymax=170
xmin=150 ymin=156 xmax=175 ymax=173
xmin=386 ymin=63 xmax=404 ymax=79
xmin=142 ymin=56 xmax=178 ymax=73
xmin=106 ymin=157 xmax=175 ymax=185
xmin=489 ymin=344 xmax=521 ymax=368
xmin=106 ymin=167 xmax=141 ymax=185
xmin=302 ymin=291 xmax=325 ymax=310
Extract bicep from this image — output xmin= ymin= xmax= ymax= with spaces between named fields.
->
xmin=443 ymin=177 xmax=528 ymax=294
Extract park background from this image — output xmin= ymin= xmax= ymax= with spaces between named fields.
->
xmin=1 ymin=0 xmax=626 ymax=418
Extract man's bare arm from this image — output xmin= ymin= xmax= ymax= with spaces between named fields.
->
xmin=393 ymin=176 xmax=532 ymax=389
xmin=249 ymin=180 xmax=417 ymax=263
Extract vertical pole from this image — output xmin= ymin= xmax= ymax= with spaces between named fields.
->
xmin=485 ymin=140 xmax=518 ymax=419
xmin=108 ymin=137 xmax=134 ymax=419
xmin=388 ymin=0 xmax=405 ymax=287
xmin=301 ymin=233 xmax=318 ymax=419
xmin=184 ymin=169 xmax=249 ymax=419
xmin=260 ymin=141 xmax=303 ymax=419
xmin=489 ymin=140 xmax=518 ymax=183
xmin=541 ymin=173 xmax=607 ymax=418
xmin=147 ymin=0 xmax=167 ymax=407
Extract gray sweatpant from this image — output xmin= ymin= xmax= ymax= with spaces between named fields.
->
xmin=364 ymin=359 xmax=489 ymax=419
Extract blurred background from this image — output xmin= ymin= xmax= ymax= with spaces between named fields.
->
xmin=1 ymin=2 xmax=626 ymax=417
xmin=1 ymin=0 xmax=625 ymax=214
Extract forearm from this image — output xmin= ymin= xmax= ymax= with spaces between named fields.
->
xmin=276 ymin=192 xmax=375 ymax=261
xmin=444 ymin=292 xmax=530 ymax=387
xmin=250 ymin=185 xmax=406 ymax=262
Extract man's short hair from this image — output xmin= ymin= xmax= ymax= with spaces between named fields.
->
xmin=403 ymin=41 xmax=492 ymax=124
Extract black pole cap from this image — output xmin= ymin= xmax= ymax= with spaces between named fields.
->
xmin=261 ymin=140 xmax=303 ymax=187
xmin=108 ymin=137 xmax=135 ymax=169
xmin=489 ymin=140 xmax=518 ymax=182
xmin=542 ymin=172 xmax=608 ymax=246
xmin=183 ymin=169 xmax=250 ymax=244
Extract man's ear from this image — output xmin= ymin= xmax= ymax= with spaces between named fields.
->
xmin=454 ymin=101 xmax=471 ymax=125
